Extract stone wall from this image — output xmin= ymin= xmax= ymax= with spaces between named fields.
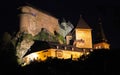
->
xmin=75 ymin=29 xmax=92 ymax=48
xmin=22 ymin=49 xmax=86 ymax=66
xmin=19 ymin=6 xmax=59 ymax=36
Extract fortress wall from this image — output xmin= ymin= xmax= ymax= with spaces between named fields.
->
xmin=20 ymin=6 xmax=59 ymax=36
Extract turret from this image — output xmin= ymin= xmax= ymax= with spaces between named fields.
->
xmin=93 ymin=17 xmax=110 ymax=49
xmin=73 ymin=15 xmax=92 ymax=49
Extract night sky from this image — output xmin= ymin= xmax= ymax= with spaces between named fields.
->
xmin=1 ymin=0 xmax=120 ymax=49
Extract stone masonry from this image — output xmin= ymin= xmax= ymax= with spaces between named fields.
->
xmin=19 ymin=6 xmax=59 ymax=36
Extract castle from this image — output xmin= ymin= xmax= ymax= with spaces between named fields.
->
xmin=15 ymin=5 xmax=110 ymax=66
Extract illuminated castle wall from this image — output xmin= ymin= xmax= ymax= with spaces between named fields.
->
xmin=22 ymin=49 xmax=87 ymax=66
xmin=74 ymin=29 xmax=92 ymax=48
xmin=19 ymin=6 xmax=59 ymax=36
xmin=17 ymin=5 xmax=110 ymax=66
xmin=19 ymin=6 xmax=93 ymax=49
xmin=17 ymin=5 xmax=74 ymax=63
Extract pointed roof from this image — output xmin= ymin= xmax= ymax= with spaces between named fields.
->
xmin=96 ymin=17 xmax=108 ymax=42
xmin=62 ymin=18 xmax=66 ymax=22
xmin=76 ymin=15 xmax=91 ymax=29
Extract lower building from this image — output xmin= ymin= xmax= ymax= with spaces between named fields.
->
xmin=22 ymin=48 xmax=90 ymax=66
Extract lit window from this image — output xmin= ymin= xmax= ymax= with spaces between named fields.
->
xmin=98 ymin=46 xmax=101 ymax=48
xmin=95 ymin=46 xmax=98 ymax=49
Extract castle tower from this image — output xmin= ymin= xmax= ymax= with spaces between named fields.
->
xmin=59 ymin=18 xmax=74 ymax=38
xmin=93 ymin=18 xmax=110 ymax=49
xmin=73 ymin=15 xmax=92 ymax=49
xmin=66 ymin=32 xmax=72 ymax=45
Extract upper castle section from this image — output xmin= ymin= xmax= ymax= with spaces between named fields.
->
xmin=19 ymin=6 xmax=59 ymax=36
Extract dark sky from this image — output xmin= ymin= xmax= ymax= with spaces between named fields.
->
xmin=1 ymin=0 xmax=120 ymax=49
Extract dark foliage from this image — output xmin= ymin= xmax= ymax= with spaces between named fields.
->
xmin=0 ymin=48 xmax=120 ymax=75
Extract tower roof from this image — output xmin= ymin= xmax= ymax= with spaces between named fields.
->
xmin=62 ymin=18 xmax=66 ymax=22
xmin=76 ymin=15 xmax=91 ymax=29
xmin=96 ymin=17 xmax=108 ymax=43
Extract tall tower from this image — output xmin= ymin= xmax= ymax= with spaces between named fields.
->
xmin=59 ymin=18 xmax=74 ymax=38
xmin=73 ymin=15 xmax=92 ymax=49
xmin=93 ymin=18 xmax=110 ymax=49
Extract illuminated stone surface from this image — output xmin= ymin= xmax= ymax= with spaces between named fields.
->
xmin=74 ymin=29 xmax=92 ymax=48
xmin=15 ymin=5 xmax=110 ymax=66
xmin=19 ymin=6 xmax=59 ymax=36
xmin=22 ymin=48 xmax=88 ymax=66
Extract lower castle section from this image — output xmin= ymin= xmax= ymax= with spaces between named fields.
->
xmin=22 ymin=48 xmax=91 ymax=66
